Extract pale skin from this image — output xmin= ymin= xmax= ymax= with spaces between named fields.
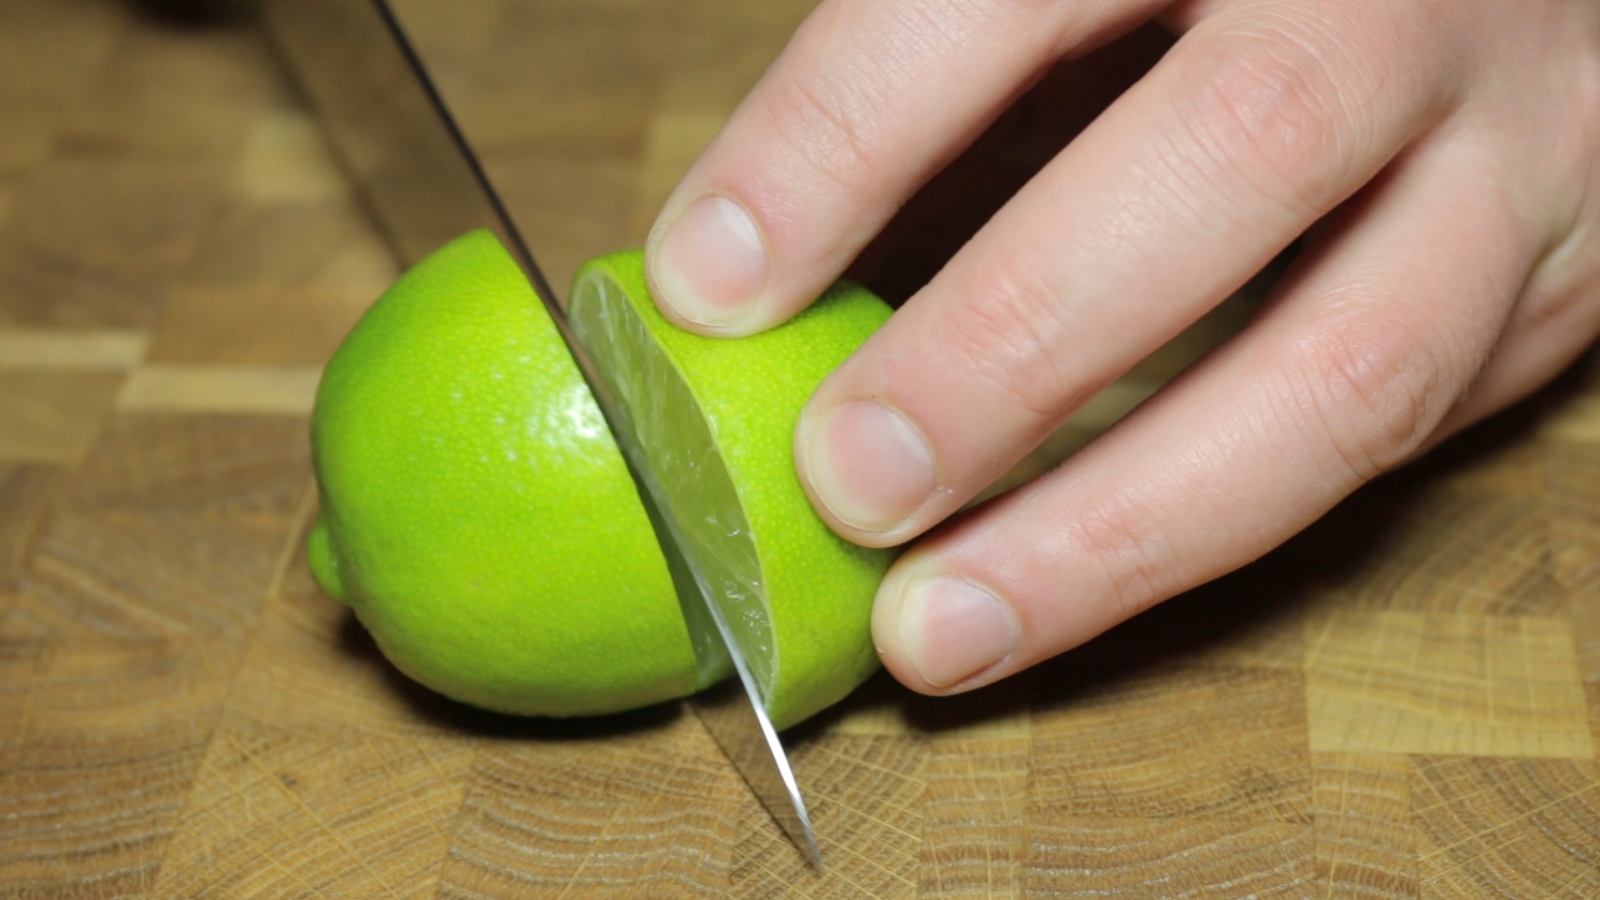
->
xmin=644 ymin=0 xmax=1600 ymax=695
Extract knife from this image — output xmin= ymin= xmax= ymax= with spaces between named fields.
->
xmin=262 ymin=0 xmax=823 ymax=867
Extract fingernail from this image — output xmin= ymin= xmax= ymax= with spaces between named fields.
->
xmin=899 ymin=577 xmax=1020 ymax=689
xmin=651 ymin=195 xmax=767 ymax=328
xmin=804 ymin=401 xmax=935 ymax=533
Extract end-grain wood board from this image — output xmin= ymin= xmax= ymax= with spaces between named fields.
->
xmin=2 ymin=1 xmax=1597 ymax=896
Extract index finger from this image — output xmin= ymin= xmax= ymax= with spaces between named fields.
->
xmin=643 ymin=0 xmax=1167 ymax=335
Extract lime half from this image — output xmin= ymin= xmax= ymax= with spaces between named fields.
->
xmin=570 ymin=250 xmax=894 ymax=729
xmin=309 ymin=231 xmax=702 ymax=717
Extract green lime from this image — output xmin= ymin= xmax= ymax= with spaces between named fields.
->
xmin=310 ymin=231 xmax=893 ymax=729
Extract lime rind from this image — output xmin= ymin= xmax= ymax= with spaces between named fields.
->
xmin=306 ymin=517 xmax=345 ymax=601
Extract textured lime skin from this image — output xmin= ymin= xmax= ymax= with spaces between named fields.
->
xmin=572 ymin=251 xmax=895 ymax=729
xmin=309 ymin=230 xmax=698 ymax=717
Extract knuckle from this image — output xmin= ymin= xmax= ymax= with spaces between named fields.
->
xmin=938 ymin=260 xmax=1077 ymax=419
xmin=1568 ymin=32 xmax=1600 ymax=209
xmin=967 ymin=0 xmax=1073 ymax=34
xmin=764 ymin=56 xmax=886 ymax=197
xmin=920 ymin=0 xmax=1070 ymax=34
xmin=980 ymin=0 xmax=1068 ymax=15
xmin=1175 ymin=22 xmax=1360 ymax=218
xmin=1070 ymin=492 xmax=1176 ymax=623
xmin=1294 ymin=308 xmax=1449 ymax=482
xmin=927 ymin=0 xmax=1081 ymax=60
xmin=1572 ymin=31 xmax=1600 ymax=131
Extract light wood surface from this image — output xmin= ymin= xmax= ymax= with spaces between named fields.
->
xmin=3 ymin=1 xmax=1599 ymax=897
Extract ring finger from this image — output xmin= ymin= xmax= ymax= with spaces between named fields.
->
xmin=873 ymin=136 xmax=1540 ymax=693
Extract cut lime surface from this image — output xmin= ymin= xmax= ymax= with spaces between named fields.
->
xmin=569 ymin=250 xmax=895 ymax=730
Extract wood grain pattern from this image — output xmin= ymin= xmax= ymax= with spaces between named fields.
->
xmin=0 ymin=464 xmax=58 ymax=592
xmin=115 ymin=366 xmax=321 ymax=414
xmin=1029 ymin=667 xmax=1311 ymax=823
xmin=3 ymin=1 xmax=1599 ymax=896
xmin=0 ymin=329 xmax=147 ymax=371
xmin=1313 ymin=753 xmax=1417 ymax=900
xmin=918 ymin=737 xmax=1029 ymax=897
xmin=157 ymin=725 xmax=475 ymax=899
xmin=0 ymin=370 xmax=123 ymax=463
xmin=1306 ymin=612 xmax=1592 ymax=758
xmin=441 ymin=718 xmax=742 ymax=898
xmin=1412 ymin=757 xmax=1600 ymax=898
xmin=1024 ymin=818 xmax=1316 ymax=898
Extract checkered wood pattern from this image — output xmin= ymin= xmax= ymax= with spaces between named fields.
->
xmin=2 ymin=1 xmax=1597 ymax=896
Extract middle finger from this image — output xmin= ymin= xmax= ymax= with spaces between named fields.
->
xmin=796 ymin=0 xmax=1465 ymax=547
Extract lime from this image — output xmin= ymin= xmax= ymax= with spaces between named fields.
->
xmin=569 ymin=251 xmax=893 ymax=729
xmin=309 ymin=231 xmax=893 ymax=729
xmin=309 ymin=230 xmax=708 ymax=717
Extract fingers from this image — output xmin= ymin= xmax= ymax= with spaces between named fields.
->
xmin=1429 ymin=223 xmax=1600 ymax=445
xmin=797 ymin=0 xmax=1463 ymax=547
xmin=644 ymin=0 xmax=1166 ymax=336
xmin=871 ymin=137 xmax=1538 ymax=694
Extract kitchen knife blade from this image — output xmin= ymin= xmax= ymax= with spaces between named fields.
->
xmin=261 ymin=0 xmax=823 ymax=866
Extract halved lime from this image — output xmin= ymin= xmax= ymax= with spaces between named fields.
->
xmin=309 ymin=231 xmax=704 ymax=717
xmin=311 ymin=232 xmax=893 ymax=728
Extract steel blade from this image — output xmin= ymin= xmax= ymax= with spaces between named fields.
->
xmin=262 ymin=0 xmax=821 ymax=865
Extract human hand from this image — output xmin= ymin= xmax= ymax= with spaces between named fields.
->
xmin=643 ymin=0 xmax=1600 ymax=694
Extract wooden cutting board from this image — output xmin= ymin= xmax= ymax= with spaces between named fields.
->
xmin=3 ymin=1 xmax=1597 ymax=896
